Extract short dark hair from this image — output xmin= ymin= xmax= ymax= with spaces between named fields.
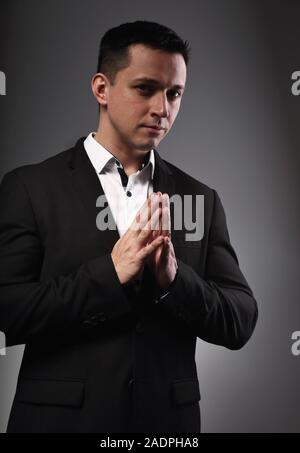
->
xmin=97 ymin=21 xmax=191 ymax=83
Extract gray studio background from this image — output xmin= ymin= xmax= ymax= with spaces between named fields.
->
xmin=0 ymin=0 xmax=299 ymax=433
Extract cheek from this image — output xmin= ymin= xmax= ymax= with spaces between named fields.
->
xmin=123 ymin=90 xmax=151 ymax=112
xmin=169 ymin=106 xmax=180 ymax=124
xmin=123 ymin=103 xmax=149 ymax=126
xmin=109 ymin=98 xmax=139 ymax=126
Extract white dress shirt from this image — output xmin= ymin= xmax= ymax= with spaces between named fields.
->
xmin=84 ymin=132 xmax=175 ymax=299
xmin=84 ymin=132 xmax=155 ymax=238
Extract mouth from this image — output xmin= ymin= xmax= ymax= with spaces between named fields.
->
xmin=140 ymin=125 xmax=166 ymax=134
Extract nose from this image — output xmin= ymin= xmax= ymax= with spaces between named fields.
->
xmin=150 ymin=91 xmax=169 ymax=119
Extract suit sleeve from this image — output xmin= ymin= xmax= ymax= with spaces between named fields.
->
xmin=160 ymin=189 xmax=258 ymax=350
xmin=0 ymin=171 xmax=134 ymax=346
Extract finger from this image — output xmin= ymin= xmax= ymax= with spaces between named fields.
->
xmin=129 ymin=197 xmax=150 ymax=233
xmin=160 ymin=236 xmax=171 ymax=263
xmin=138 ymin=235 xmax=164 ymax=260
xmin=151 ymin=193 xmax=163 ymax=238
xmin=129 ymin=193 xmax=158 ymax=234
xmin=142 ymin=193 xmax=162 ymax=237
xmin=138 ymin=193 xmax=155 ymax=227
xmin=167 ymin=237 xmax=176 ymax=259
xmin=161 ymin=194 xmax=171 ymax=237
xmin=156 ymin=192 xmax=162 ymax=236
xmin=162 ymin=238 xmax=178 ymax=272
xmin=137 ymin=205 xmax=161 ymax=244
xmin=147 ymin=192 xmax=163 ymax=239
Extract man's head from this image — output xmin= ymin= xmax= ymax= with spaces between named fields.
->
xmin=92 ymin=21 xmax=190 ymax=155
xmin=97 ymin=21 xmax=190 ymax=84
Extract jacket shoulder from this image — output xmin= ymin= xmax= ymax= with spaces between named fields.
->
xmin=2 ymin=144 xmax=75 ymax=184
xmin=162 ymin=158 xmax=215 ymax=195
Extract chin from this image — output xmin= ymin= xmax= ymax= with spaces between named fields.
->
xmin=137 ymin=139 xmax=160 ymax=151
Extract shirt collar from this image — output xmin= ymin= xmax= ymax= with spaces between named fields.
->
xmin=84 ymin=132 xmax=155 ymax=179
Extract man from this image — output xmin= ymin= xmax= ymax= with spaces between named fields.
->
xmin=0 ymin=21 xmax=258 ymax=433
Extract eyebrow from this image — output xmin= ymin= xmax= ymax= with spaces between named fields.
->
xmin=132 ymin=77 xmax=185 ymax=91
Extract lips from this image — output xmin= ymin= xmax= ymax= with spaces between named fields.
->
xmin=141 ymin=125 xmax=166 ymax=131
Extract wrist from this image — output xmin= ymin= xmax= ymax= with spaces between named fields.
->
xmin=155 ymin=268 xmax=178 ymax=303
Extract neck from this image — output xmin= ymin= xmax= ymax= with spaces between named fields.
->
xmin=94 ymin=124 xmax=150 ymax=176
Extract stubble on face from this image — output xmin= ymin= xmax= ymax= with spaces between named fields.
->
xmin=99 ymin=44 xmax=187 ymax=159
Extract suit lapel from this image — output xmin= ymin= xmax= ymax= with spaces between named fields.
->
xmin=153 ymin=149 xmax=175 ymax=199
xmin=153 ymin=150 xmax=180 ymax=240
xmin=68 ymin=137 xmax=120 ymax=253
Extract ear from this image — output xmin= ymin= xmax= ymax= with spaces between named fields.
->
xmin=91 ymin=73 xmax=110 ymax=107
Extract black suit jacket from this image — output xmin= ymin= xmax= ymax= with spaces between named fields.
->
xmin=0 ymin=137 xmax=258 ymax=433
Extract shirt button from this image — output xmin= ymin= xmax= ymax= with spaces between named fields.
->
xmin=128 ymin=378 xmax=135 ymax=388
xmin=81 ymin=320 xmax=92 ymax=329
xmin=126 ymin=190 xmax=132 ymax=197
xmin=95 ymin=312 xmax=107 ymax=322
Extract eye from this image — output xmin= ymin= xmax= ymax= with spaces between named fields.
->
xmin=168 ymin=89 xmax=182 ymax=100
xmin=136 ymin=84 xmax=154 ymax=95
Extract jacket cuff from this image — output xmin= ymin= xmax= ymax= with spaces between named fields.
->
xmin=81 ymin=254 xmax=134 ymax=328
xmin=154 ymin=268 xmax=179 ymax=304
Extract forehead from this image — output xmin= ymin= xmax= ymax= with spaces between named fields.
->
xmin=118 ymin=44 xmax=187 ymax=88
